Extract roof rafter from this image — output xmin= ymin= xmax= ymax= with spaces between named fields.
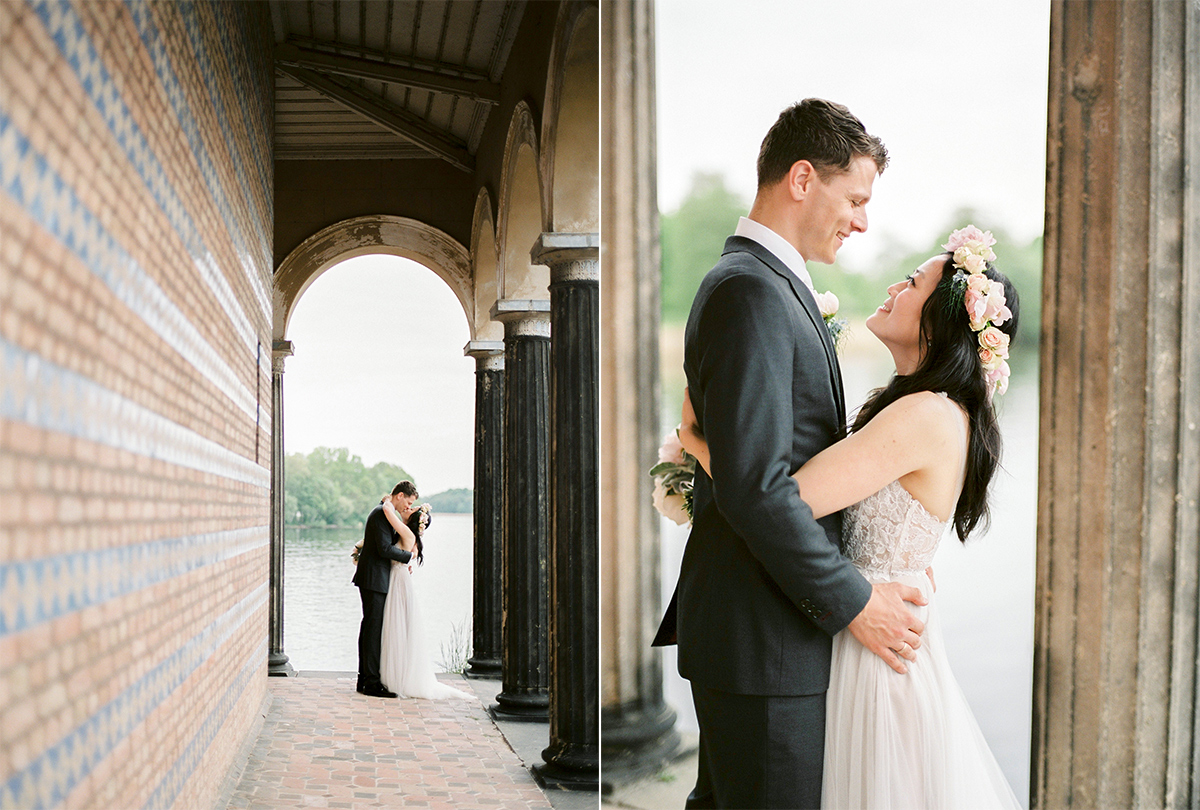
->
xmin=276 ymin=40 xmax=501 ymax=105
xmin=276 ymin=64 xmax=475 ymax=172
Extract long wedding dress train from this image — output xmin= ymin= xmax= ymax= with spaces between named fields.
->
xmin=380 ymin=560 xmax=474 ymax=700
xmin=821 ymin=480 xmax=1020 ymax=810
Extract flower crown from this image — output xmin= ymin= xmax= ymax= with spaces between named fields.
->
xmin=414 ymin=502 xmax=432 ymax=536
xmin=943 ymin=226 xmax=1013 ymax=396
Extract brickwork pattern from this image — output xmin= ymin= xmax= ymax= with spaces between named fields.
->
xmin=226 ymin=676 xmax=554 ymax=810
xmin=0 ymin=1 xmax=275 ymax=808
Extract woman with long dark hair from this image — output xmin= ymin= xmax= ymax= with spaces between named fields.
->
xmin=680 ymin=226 xmax=1022 ymax=808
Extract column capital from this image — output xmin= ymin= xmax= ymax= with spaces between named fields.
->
xmin=272 ymin=340 xmax=294 ymax=373
xmin=490 ymin=300 xmax=551 ymax=338
xmin=464 ymin=340 xmax=506 ymax=371
xmin=532 ymin=232 xmax=599 ymax=284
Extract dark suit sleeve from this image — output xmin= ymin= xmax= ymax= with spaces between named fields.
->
xmin=369 ymin=511 xmax=413 ymax=564
xmin=694 ymin=272 xmax=870 ymax=635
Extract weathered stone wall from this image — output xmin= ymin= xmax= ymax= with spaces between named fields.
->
xmin=0 ymin=2 xmax=274 ymax=807
xmin=1034 ymin=1 xmax=1199 ymax=807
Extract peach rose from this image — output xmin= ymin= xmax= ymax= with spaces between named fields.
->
xmin=961 ymin=252 xmax=987 ymax=274
xmin=979 ymin=325 xmax=1009 ymax=352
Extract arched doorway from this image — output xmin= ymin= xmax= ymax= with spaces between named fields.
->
xmin=268 ymin=216 xmax=474 ymax=675
xmin=278 ymin=253 xmax=476 ymax=674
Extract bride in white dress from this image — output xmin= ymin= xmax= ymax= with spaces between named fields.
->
xmin=681 ymin=227 xmax=1022 ymax=808
xmin=376 ymin=500 xmax=474 ymax=701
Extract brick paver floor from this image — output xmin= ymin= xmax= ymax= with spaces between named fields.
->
xmin=224 ymin=674 xmax=553 ymax=809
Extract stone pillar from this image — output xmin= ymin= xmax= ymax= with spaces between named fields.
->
xmin=1034 ymin=2 xmax=1199 ymax=807
xmin=269 ymin=340 xmax=295 ymax=676
xmin=490 ymin=300 xmax=552 ymax=722
xmin=464 ymin=341 xmax=505 ymax=680
xmin=600 ymin=0 xmax=679 ymax=787
xmin=531 ymin=234 xmax=600 ymax=789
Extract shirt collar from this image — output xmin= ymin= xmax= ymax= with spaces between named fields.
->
xmin=734 ymin=217 xmax=816 ymax=294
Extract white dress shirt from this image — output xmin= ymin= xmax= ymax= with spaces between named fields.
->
xmin=734 ymin=216 xmax=816 ymax=295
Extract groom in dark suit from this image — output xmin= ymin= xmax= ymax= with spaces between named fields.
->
xmin=353 ymin=480 xmax=417 ymax=697
xmin=655 ymin=99 xmax=929 ymax=809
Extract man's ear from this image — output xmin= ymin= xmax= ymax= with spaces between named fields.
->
xmin=786 ymin=160 xmax=816 ymax=202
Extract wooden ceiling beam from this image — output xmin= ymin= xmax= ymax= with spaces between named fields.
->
xmin=276 ymin=41 xmax=501 ymax=105
xmin=276 ymin=64 xmax=475 ymax=172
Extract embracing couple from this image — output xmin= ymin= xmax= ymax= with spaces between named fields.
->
xmin=655 ymin=99 xmax=1022 ymax=809
xmin=353 ymin=481 xmax=471 ymax=701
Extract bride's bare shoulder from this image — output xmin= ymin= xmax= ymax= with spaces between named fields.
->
xmin=866 ymin=391 xmax=968 ymax=448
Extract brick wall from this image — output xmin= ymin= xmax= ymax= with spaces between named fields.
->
xmin=0 ymin=2 xmax=274 ymax=807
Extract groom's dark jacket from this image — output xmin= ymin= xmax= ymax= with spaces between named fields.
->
xmin=352 ymin=504 xmax=413 ymax=593
xmin=657 ymin=236 xmax=873 ymax=696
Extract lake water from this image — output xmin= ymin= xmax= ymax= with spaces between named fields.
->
xmin=657 ymin=336 xmax=1039 ymax=807
xmin=284 ymin=513 xmax=475 ymax=673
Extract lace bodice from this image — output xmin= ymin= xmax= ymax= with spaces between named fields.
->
xmin=843 ymin=480 xmax=949 ymax=577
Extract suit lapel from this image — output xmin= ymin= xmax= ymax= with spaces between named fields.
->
xmin=724 ymin=237 xmax=847 ymax=426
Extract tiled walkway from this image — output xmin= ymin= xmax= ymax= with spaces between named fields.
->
xmin=222 ymin=673 xmax=554 ymax=809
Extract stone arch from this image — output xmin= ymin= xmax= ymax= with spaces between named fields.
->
xmin=273 ymin=215 xmax=474 ymax=340
xmin=470 ymin=188 xmax=503 ymax=342
xmin=541 ymin=2 xmax=600 ymax=233
xmin=496 ymin=101 xmax=548 ymax=301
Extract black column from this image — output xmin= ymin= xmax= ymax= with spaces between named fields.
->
xmin=530 ymin=235 xmax=600 ymax=789
xmin=269 ymin=340 xmax=294 ymax=676
xmin=490 ymin=301 xmax=551 ymax=721
xmin=464 ymin=341 xmax=505 ymax=680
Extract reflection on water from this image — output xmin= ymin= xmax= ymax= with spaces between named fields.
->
xmin=658 ymin=332 xmax=1038 ymax=807
xmin=284 ymin=514 xmax=474 ymax=673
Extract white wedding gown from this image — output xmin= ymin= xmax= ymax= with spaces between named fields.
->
xmin=822 ymin=480 xmax=1021 ymax=810
xmin=379 ymin=560 xmax=474 ymax=700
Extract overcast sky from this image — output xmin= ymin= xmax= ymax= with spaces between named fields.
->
xmin=283 ymin=255 xmax=476 ymax=496
xmin=656 ymin=0 xmax=1052 ymax=270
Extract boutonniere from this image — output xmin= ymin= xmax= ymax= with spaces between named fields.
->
xmin=815 ymin=291 xmax=847 ymax=352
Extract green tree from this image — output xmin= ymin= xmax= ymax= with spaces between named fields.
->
xmin=660 ymin=172 xmax=748 ymax=324
xmin=424 ymin=488 xmax=473 ymax=513
xmin=659 ymin=176 xmax=1042 ymax=374
xmin=285 ymin=447 xmax=416 ymax=526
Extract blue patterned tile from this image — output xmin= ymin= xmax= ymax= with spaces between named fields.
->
xmin=0 ymin=115 xmax=261 ymax=426
xmin=126 ymin=0 xmax=272 ymax=315
xmin=143 ymin=639 xmax=265 ymax=810
xmin=28 ymin=0 xmax=270 ymax=344
xmin=1 ymin=588 xmax=267 ymax=809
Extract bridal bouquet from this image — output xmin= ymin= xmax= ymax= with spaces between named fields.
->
xmin=649 ymin=427 xmax=697 ymax=526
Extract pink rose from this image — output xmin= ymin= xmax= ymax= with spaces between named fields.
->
xmin=981 ymin=284 xmax=1011 ymax=326
xmin=966 ymin=273 xmax=991 ymax=293
xmin=964 ymin=283 xmax=988 ymax=329
xmin=657 ymin=429 xmax=685 ymax=465
xmin=985 ymin=361 xmax=1011 ymax=396
xmin=943 ymin=225 xmax=996 ymax=254
xmin=978 ymin=346 xmax=1002 ymax=370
